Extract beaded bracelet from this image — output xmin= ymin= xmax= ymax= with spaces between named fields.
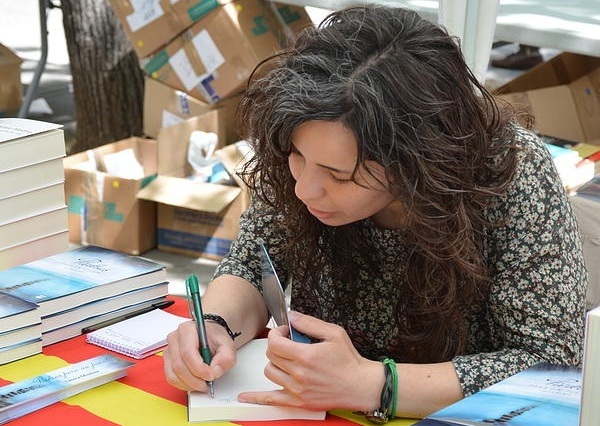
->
xmin=365 ymin=357 xmax=398 ymax=424
xmin=202 ymin=314 xmax=241 ymax=341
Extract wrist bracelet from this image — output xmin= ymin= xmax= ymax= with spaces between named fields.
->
xmin=365 ymin=358 xmax=398 ymax=424
xmin=203 ymin=314 xmax=241 ymax=341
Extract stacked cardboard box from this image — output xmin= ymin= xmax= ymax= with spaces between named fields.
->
xmin=494 ymin=52 xmax=600 ymax=144
xmin=111 ymin=0 xmax=313 ymax=145
xmin=138 ymin=111 xmax=250 ymax=260
xmin=66 ymin=0 xmax=312 ymax=259
xmin=141 ymin=0 xmax=312 ymax=103
xmin=64 ymin=137 xmax=158 ymax=255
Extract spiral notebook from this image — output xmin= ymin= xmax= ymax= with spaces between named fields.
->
xmin=86 ymin=308 xmax=188 ymax=359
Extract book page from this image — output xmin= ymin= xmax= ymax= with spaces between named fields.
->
xmin=188 ymin=338 xmax=325 ymax=421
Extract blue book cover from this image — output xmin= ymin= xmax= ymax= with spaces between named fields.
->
xmin=414 ymin=363 xmax=581 ymax=426
xmin=0 ymin=353 xmax=134 ymax=424
xmin=0 ymin=246 xmax=166 ymax=317
xmin=0 ymin=292 xmax=40 ymax=331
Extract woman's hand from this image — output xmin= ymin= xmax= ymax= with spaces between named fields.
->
xmin=163 ymin=320 xmax=237 ymax=392
xmin=238 ymin=311 xmax=384 ymax=412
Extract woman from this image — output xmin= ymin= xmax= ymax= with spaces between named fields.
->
xmin=164 ymin=5 xmax=587 ymax=420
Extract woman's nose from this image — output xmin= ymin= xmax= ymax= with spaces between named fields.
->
xmin=294 ymin=167 xmax=325 ymax=202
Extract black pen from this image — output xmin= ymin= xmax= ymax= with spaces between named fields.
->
xmin=186 ymin=274 xmax=214 ymax=398
xmin=81 ymin=299 xmax=175 ymax=333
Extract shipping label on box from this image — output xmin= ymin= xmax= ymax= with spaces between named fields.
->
xmin=143 ymin=76 xmax=241 ymax=144
xmin=108 ymin=0 xmax=223 ymax=58
xmin=495 ymin=52 xmax=600 ymax=144
xmin=143 ymin=0 xmax=283 ymax=103
xmin=137 ymin=114 xmax=250 ymax=260
xmin=0 ymin=44 xmax=23 ymax=116
xmin=64 ymin=137 xmax=158 ymax=255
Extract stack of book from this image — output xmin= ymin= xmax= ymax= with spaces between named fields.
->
xmin=0 ymin=292 xmax=42 ymax=365
xmin=0 ymin=245 xmax=169 ymax=354
xmin=544 ymin=142 xmax=595 ymax=190
xmin=0 ymin=118 xmax=69 ymax=271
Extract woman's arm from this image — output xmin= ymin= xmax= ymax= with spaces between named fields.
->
xmin=163 ymin=273 xmax=269 ymax=391
xmin=201 ymin=273 xmax=270 ymax=349
xmin=238 ymin=311 xmax=464 ymax=418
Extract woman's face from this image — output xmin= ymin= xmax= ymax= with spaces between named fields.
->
xmin=288 ymin=120 xmax=398 ymax=227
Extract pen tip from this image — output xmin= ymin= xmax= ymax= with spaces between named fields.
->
xmin=209 ymin=382 xmax=215 ymax=399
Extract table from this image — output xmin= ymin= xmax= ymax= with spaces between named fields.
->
xmin=0 ymin=297 xmax=416 ymax=426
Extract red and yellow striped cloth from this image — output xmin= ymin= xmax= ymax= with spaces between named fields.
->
xmin=0 ymin=297 xmax=415 ymax=426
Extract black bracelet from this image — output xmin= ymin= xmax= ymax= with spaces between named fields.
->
xmin=365 ymin=358 xmax=397 ymax=424
xmin=203 ymin=314 xmax=241 ymax=341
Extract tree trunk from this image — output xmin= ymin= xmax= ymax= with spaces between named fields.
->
xmin=61 ymin=0 xmax=144 ymax=154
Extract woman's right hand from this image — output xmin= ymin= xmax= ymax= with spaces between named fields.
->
xmin=163 ymin=319 xmax=237 ymax=392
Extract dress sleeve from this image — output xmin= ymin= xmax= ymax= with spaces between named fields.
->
xmin=212 ymin=197 xmax=292 ymax=292
xmin=453 ymin=130 xmax=588 ymax=396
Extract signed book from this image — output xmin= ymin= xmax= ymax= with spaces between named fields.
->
xmin=0 ymin=245 xmax=166 ymax=320
xmin=188 ymin=338 xmax=326 ymax=422
xmin=0 ymin=353 xmax=133 ymax=424
xmin=413 ymin=363 xmax=581 ymax=426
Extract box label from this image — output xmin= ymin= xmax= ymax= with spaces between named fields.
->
xmin=145 ymin=50 xmax=170 ymax=76
xmin=275 ymin=6 xmax=301 ymax=24
xmin=157 ymin=228 xmax=232 ymax=257
xmin=187 ymin=0 xmax=219 ymax=21
xmin=68 ymin=195 xmax=125 ymax=223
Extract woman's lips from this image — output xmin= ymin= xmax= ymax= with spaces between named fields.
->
xmin=307 ymin=206 xmax=334 ymax=220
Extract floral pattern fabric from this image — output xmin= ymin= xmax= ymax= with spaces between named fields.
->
xmin=213 ymin=127 xmax=587 ymax=396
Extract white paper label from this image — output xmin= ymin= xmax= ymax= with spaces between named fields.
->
xmin=192 ymin=30 xmax=225 ymax=74
xmin=169 ymin=48 xmax=202 ymax=91
xmin=125 ymin=0 xmax=164 ymax=33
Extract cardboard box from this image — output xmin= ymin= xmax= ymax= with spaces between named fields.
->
xmin=108 ymin=0 xmax=223 ymax=58
xmin=143 ymin=76 xmax=241 ymax=144
xmin=0 ymin=44 xmax=23 ymax=116
xmin=263 ymin=2 xmax=313 ymax=48
xmin=64 ymin=137 xmax=158 ymax=255
xmin=137 ymin=112 xmax=250 ymax=260
xmin=143 ymin=0 xmax=284 ymax=103
xmin=495 ymin=52 xmax=600 ymax=144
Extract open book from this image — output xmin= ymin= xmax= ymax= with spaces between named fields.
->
xmin=188 ymin=338 xmax=326 ymax=422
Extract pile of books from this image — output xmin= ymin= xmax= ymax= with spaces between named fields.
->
xmin=0 ymin=118 xmax=69 ymax=270
xmin=0 ymin=293 xmax=41 ymax=364
xmin=545 ymin=142 xmax=595 ymax=191
xmin=0 ymin=245 xmax=169 ymax=363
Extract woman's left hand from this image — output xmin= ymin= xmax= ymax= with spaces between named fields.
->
xmin=238 ymin=311 xmax=384 ymax=412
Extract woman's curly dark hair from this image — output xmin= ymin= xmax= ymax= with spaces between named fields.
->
xmin=235 ymin=5 xmax=529 ymax=362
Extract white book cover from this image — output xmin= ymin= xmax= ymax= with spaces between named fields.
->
xmin=0 ymin=230 xmax=69 ymax=273
xmin=0 ymin=183 xmax=66 ymax=224
xmin=188 ymin=338 xmax=326 ymax=422
xmin=0 ymin=206 xmax=67 ymax=251
xmin=0 ymin=157 xmax=65 ymax=200
xmin=580 ymin=306 xmax=600 ymax=426
xmin=0 ymin=118 xmax=65 ymax=173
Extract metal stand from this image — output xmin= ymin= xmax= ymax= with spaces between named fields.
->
xmin=18 ymin=0 xmax=50 ymax=118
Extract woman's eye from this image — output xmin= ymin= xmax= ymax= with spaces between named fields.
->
xmin=331 ymin=175 xmax=352 ymax=185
